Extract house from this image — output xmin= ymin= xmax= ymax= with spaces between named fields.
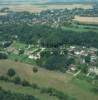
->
xmin=91 ymin=55 xmax=97 ymax=63
xmin=69 ymin=64 xmax=77 ymax=72
xmin=89 ymin=67 xmax=98 ymax=75
xmin=74 ymin=51 xmax=80 ymax=55
xmin=28 ymin=55 xmax=40 ymax=60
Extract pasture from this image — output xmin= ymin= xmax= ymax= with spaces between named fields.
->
xmin=0 ymin=60 xmax=98 ymax=100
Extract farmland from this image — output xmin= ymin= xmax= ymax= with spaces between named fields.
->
xmin=1 ymin=4 xmax=93 ymax=13
xmin=73 ymin=16 xmax=98 ymax=25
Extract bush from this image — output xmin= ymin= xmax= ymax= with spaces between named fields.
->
xmin=19 ymin=49 xmax=24 ymax=55
xmin=15 ymin=59 xmax=18 ymax=62
xmin=91 ymin=87 xmax=98 ymax=94
xmin=0 ymin=87 xmax=2 ymax=91
xmin=0 ymin=76 xmax=9 ymax=81
xmin=21 ymin=80 xmax=30 ymax=86
xmin=31 ymin=83 xmax=39 ymax=89
xmin=7 ymin=68 xmax=16 ymax=77
xmin=13 ymin=76 xmax=21 ymax=84
xmin=0 ymin=52 xmax=8 ymax=59
xmin=40 ymin=88 xmax=47 ymax=94
xmin=33 ymin=67 xmax=38 ymax=73
xmin=40 ymin=87 xmax=75 ymax=100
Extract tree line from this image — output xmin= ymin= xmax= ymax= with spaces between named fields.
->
xmin=0 ymin=87 xmax=39 ymax=100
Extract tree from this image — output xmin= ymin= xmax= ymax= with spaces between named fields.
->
xmin=85 ymin=54 xmax=91 ymax=63
xmin=7 ymin=68 xmax=16 ymax=77
xmin=0 ymin=87 xmax=3 ymax=91
xmin=19 ymin=49 xmax=24 ymax=55
xmin=33 ymin=67 xmax=38 ymax=73
xmin=0 ymin=52 xmax=8 ymax=59
xmin=79 ymin=64 xmax=88 ymax=74
xmin=66 ymin=58 xmax=74 ymax=66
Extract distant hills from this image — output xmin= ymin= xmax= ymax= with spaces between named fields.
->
xmin=49 ymin=0 xmax=98 ymax=2
xmin=0 ymin=0 xmax=98 ymax=4
xmin=0 ymin=0 xmax=97 ymax=7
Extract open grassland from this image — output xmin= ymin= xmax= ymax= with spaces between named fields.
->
xmin=73 ymin=16 xmax=98 ymax=25
xmin=0 ymin=60 xmax=98 ymax=100
xmin=8 ymin=4 xmax=93 ymax=13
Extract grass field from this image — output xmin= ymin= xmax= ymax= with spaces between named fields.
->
xmin=10 ymin=42 xmax=27 ymax=49
xmin=72 ymin=78 xmax=93 ymax=91
xmin=0 ymin=60 xmax=98 ymax=100
xmin=62 ymin=26 xmax=98 ymax=33
xmin=8 ymin=53 xmax=36 ymax=65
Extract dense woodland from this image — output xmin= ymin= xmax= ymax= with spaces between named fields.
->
xmin=0 ymin=24 xmax=98 ymax=48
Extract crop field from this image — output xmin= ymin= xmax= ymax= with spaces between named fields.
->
xmin=7 ymin=4 xmax=93 ymax=13
xmin=73 ymin=16 xmax=98 ymax=25
xmin=0 ymin=60 xmax=98 ymax=100
xmin=0 ymin=12 xmax=8 ymax=16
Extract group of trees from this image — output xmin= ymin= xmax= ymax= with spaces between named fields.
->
xmin=0 ymin=52 xmax=8 ymax=59
xmin=0 ymin=88 xmax=39 ymax=100
xmin=0 ymin=24 xmax=98 ymax=48
xmin=37 ymin=50 xmax=74 ymax=72
xmin=40 ymin=87 xmax=76 ymax=100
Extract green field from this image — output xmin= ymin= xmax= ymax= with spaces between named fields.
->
xmin=62 ymin=26 xmax=98 ymax=33
xmin=0 ymin=60 xmax=98 ymax=100
xmin=8 ymin=53 xmax=36 ymax=65
xmin=9 ymin=42 xmax=27 ymax=49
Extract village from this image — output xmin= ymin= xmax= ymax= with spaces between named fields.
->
xmin=0 ymin=40 xmax=98 ymax=78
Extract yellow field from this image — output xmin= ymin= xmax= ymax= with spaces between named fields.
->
xmin=8 ymin=4 xmax=93 ymax=13
xmin=0 ymin=12 xmax=8 ymax=16
xmin=73 ymin=16 xmax=98 ymax=24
